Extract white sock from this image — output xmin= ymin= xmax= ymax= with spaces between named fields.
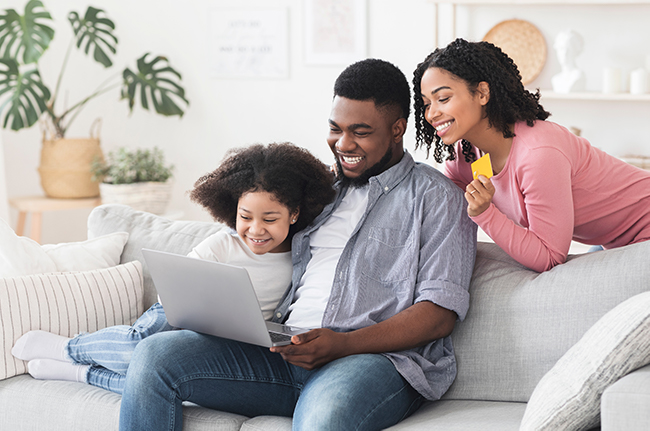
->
xmin=27 ymin=359 xmax=88 ymax=383
xmin=11 ymin=330 xmax=71 ymax=362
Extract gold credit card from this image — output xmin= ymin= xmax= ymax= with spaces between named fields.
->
xmin=471 ymin=153 xmax=493 ymax=180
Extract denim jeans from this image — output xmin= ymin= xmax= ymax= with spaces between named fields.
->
xmin=119 ymin=330 xmax=423 ymax=431
xmin=67 ymin=302 xmax=173 ymax=394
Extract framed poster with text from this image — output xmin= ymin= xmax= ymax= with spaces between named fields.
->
xmin=209 ymin=8 xmax=289 ymax=79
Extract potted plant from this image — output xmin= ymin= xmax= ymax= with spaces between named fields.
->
xmin=0 ymin=0 xmax=188 ymax=198
xmin=91 ymin=146 xmax=174 ymax=215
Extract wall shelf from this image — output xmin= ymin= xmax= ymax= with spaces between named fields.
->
xmin=431 ymin=0 xmax=650 ymax=4
xmin=536 ymin=91 xmax=650 ymax=101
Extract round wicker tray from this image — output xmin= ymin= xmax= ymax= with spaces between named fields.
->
xmin=483 ymin=19 xmax=547 ymax=85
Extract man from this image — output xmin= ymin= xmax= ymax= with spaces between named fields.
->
xmin=119 ymin=59 xmax=476 ymax=431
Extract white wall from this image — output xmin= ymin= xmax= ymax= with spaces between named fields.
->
xmin=0 ymin=132 xmax=8 ymax=222
xmin=1 ymin=0 xmax=649 ymax=243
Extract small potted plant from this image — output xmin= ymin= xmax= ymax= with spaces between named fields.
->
xmin=91 ymin=147 xmax=174 ymax=215
xmin=0 ymin=1 xmax=188 ymax=198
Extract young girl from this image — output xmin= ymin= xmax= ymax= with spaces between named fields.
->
xmin=11 ymin=142 xmax=335 ymax=394
xmin=413 ymin=38 xmax=650 ymax=272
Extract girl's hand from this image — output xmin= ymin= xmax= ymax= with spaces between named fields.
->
xmin=465 ymin=175 xmax=495 ymax=217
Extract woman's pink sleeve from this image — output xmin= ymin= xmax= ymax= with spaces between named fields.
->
xmin=471 ymin=148 xmax=574 ymax=272
xmin=442 ymin=159 xmax=471 ymax=191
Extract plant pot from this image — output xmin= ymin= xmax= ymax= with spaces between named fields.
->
xmin=99 ymin=181 xmax=173 ymax=215
xmin=39 ymin=137 xmax=103 ymax=198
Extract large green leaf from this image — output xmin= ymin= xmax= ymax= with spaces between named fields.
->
xmin=0 ymin=0 xmax=54 ymax=64
xmin=68 ymin=6 xmax=117 ymax=68
xmin=0 ymin=58 xmax=51 ymax=130
xmin=122 ymin=53 xmax=188 ymax=117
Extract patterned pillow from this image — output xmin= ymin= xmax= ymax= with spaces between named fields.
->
xmin=520 ymin=291 xmax=650 ymax=430
xmin=0 ymin=261 xmax=144 ymax=380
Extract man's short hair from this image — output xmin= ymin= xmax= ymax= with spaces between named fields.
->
xmin=334 ymin=58 xmax=411 ymax=121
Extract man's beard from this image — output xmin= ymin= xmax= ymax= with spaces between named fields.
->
xmin=336 ymin=147 xmax=393 ymax=188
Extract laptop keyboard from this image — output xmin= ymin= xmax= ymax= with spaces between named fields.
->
xmin=269 ymin=332 xmax=292 ymax=343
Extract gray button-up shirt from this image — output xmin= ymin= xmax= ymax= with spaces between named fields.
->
xmin=273 ymin=150 xmax=477 ymax=400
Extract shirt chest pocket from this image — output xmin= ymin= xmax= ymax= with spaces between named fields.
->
xmin=361 ymin=227 xmax=415 ymax=284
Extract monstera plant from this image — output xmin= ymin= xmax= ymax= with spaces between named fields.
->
xmin=0 ymin=0 xmax=188 ymax=198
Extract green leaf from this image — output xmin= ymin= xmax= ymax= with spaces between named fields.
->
xmin=122 ymin=53 xmax=188 ymax=117
xmin=0 ymin=58 xmax=51 ymax=130
xmin=0 ymin=0 xmax=54 ymax=64
xmin=91 ymin=146 xmax=173 ymax=184
xmin=68 ymin=6 xmax=117 ymax=68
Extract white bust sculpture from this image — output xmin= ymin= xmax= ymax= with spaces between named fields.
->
xmin=552 ymin=30 xmax=586 ymax=93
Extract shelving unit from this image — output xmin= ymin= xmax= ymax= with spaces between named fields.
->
xmin=431 ymin=0 xmax=650 ymax=4
xmin=431 ymin=1 xmax=650 ymax=101
xmin=537 ymin=91 xmax=650 ymax=101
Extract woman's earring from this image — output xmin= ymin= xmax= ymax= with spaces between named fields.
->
xmin=291 ymin=218 xmax=297 ymax=224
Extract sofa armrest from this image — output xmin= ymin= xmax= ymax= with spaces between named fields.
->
xmin=601 ymin=363 xmax=650 ymax=430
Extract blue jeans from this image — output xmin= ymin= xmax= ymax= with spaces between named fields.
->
xmin=119 ymin=330 xmax=423 ymax=431
xmin=67 ymin=302 xmax=173 ymax=394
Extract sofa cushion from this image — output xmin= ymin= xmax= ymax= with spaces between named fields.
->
xmin=444 ymin=240 xmax=650 ymax=403
xmin=87 ymin=204 xmax=227 ymax=308
xmin=0 ymin=261 xmax=144 ymax=380
xmin=601 ymin=363 xmax=650 ymax=431
xmin=0 ymin=375 xmax=248 ymax=431
xmin=384 ymin=400 xmax=526 ymax=430
xmin=520 ymin=291 xmax=650 ymax=431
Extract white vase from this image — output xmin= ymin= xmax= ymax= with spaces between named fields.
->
xmin=99 ymin=181 xmax=173 ymax=215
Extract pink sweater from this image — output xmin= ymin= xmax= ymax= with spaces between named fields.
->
xmin=444 ymin=120 xmax=650 ymax=272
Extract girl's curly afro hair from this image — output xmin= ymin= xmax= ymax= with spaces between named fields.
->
xmin=413 ymin=38 xmax=550 ymax=164
xmin=189 ymin=142 xmax=335 ymax=236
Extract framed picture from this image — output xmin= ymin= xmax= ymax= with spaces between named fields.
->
xmin=209 ymin=8 xmax=289 ymax=79
xmin=303 ymin=0 xmax=367 ymax=65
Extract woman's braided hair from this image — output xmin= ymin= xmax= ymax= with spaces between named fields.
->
xmin=189 ymin=142 xmax=335 ymax=237
xmin=413 ymin=38 xmax=550 ymax=163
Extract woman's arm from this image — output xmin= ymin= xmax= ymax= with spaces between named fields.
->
xmin=472 ymin=147 xmax=575 ymax=272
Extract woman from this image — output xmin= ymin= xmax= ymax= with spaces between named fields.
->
xmin=413 ymin=38 xmax=650 ymax=272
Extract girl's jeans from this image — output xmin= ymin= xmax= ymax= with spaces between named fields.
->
xmin=66 ymin=302 xmax=173 ymax=394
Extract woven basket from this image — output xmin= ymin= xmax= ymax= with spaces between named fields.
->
xmin=483 ymin=19 xmax=547 ymax=85
xmin=39 ymin=137 xmax=103 ymax=198
xmin=99 ymin=181 xmax=173 ymax=215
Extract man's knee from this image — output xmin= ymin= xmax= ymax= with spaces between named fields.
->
xmin=126 ymin=331 xmax=187 ymax=387
xmin=293 ymin=355 xmax=420 ymax=431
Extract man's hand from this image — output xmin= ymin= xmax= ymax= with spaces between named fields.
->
xmin=270 ymin=328 xmax=348 ymax=370
xmin=270 ymin=302 xmax=457 ymax=371
xmin=465 ymin=175 xmax=495 ymax=217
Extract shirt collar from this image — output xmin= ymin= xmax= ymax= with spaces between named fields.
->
xmin=333 ymin=150 xmax=415 ymax=193
xmin=369 ymin=150 xmax=414 ymax=194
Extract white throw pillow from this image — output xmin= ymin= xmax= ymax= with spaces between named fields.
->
xmin=0 ymin=217 xmax=56 ymax=276
xmin=520 ymin=291 xmax=650 ymax=431
xmin=0 ymin=261 xmax=144 ymax=380
xmin=42 ymin=232 xmax=129 ymax=272
xmin=0 ymin=217 xmax=128 ymax=276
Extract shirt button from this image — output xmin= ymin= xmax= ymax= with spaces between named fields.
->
xmin=276 ymin=313 xmax=282 ymax=318
xmin=384 ymin=186 xmax=389 ymax=191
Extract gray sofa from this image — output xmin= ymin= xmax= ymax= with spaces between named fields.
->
xmin=1 ymin=204 xmax=649 ymax=430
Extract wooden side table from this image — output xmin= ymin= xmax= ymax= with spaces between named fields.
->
xmin=8 ymin=196 xmax=102 ymax=244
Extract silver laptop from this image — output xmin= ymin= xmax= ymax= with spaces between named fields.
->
xmin=142 ymin=248 xmax=308 ymax=347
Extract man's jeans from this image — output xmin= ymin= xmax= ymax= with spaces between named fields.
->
xmin=67 ymin=303 xmax=173 ymax=394
xmin=119 ymin=329 xmax=423 ymax=431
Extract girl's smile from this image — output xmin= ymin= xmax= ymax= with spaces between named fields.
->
xmin=236 ymin=191 xmax=298 ymax=255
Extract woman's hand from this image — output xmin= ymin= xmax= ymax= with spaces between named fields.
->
xmin=465 ymin=175 xmax=495 ymax=217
